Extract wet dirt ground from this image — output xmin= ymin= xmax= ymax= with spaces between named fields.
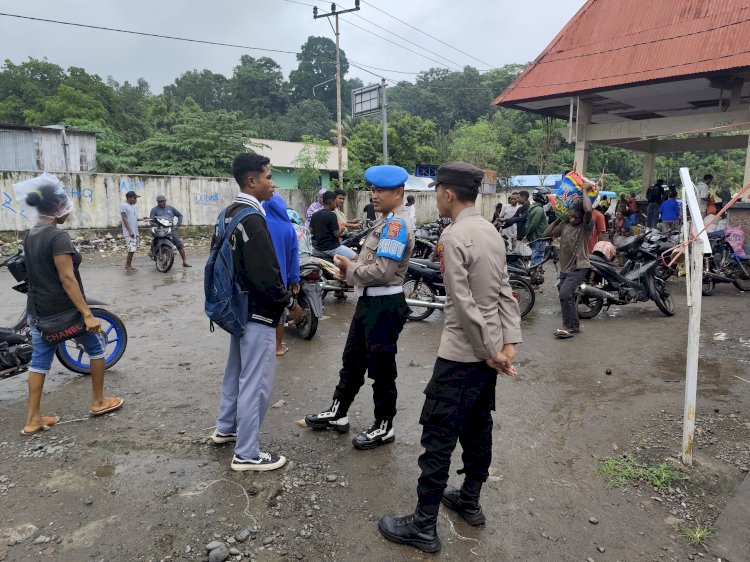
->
xmin=1 ymin=249 xmax=749 ymax=562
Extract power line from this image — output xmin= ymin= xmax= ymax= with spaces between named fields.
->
xmin=0 ymin=12 xmax=301 ymax=56
xmin=339 ymin=16 xmax=460 ymax=71
xmin=352 ymin=12 xmax=464 ymax=69
xmin=281 ymin=0 xmax=318 ymax=6
xmin=359 ymin=0 xmax=494 ymax=68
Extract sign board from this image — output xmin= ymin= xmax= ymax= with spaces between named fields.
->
xmin=352 ymin=84 xmax=382 ymax=118
xmin=679 ymin=167 xmax=711 ymax=254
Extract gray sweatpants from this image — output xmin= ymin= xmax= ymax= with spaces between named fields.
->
xmin=216 ymin=321 xmax=276 ymax=460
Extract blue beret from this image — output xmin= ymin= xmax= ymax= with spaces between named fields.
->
xmin=364 ymin=165 xmax=409 ymax=189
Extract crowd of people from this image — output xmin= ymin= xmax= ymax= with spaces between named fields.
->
xmin=13 ymin=158 xmax=739 ymax=554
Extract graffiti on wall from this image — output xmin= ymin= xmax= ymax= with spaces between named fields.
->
xmin=1 ymin=185 xmax=94 ymax=220
xmin=195 ymin=193 xmax=219 ymax=204
xmin=120 ymin=179 xmax=145 ymax=192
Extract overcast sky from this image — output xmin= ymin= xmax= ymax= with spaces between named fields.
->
xmin=0 ymin=0 xmax=587 ymax=92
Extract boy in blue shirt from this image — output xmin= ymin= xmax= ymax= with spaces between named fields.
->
xmin=658 ymin=190 xmax=681 ymax=232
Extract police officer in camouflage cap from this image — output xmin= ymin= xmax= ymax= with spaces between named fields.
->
xmin=379 ymin=162 xmax=522 ymax=553
xmin=304 ymin=165 xmax=415 ymax=450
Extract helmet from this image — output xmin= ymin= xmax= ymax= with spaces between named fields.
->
xmin=286 ymin=208 xmax=302 ymax=225
xmin=532 ymin=187 xmax=550 ymax=205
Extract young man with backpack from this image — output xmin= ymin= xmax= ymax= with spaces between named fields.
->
xmin=207 ymin=151 xmax=302 ymax=472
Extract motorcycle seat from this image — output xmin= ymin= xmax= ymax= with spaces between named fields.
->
xmin=707 ymin=231 xmax=725 ymax=239
xmin=311 ymin=249 xmax=330 ymax=260
xmin=0 ymin=328 xmax=26 ymax=345
xmin=410 ymin=258 xmax=440 ymax=270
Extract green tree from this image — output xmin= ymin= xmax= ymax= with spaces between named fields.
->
xmin=0 ymin=58 xmax=66 ymax=122
xmin=277 ymin=99 xmax=335 ymax=142
xmin=126 ymin=102 xmax=251 ymax=176
xmin=289 ymin=37 xmax=347 ymax=116
xmin=387 ymin=112 xmax=439 ymax=172
xmin=24 ymin=84 xmax=108 ymax=125
xmin=294 ymin=136 xmax=331 ymax=189
xmin=164 ymin=69 xmax=229 ymax=111
xmin=229 ymin=55 xmax=287 ymax=117
xmin=449 ymin=116 xmax=506 ymax=171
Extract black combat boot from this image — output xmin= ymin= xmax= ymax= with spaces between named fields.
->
xmin=304 ymin=399 xmax=350 ymax=433
xmin=378 ymin=503 xmax=441 ymax=553
xmin=352 ymin=418 xmax=394 ymax=450
xmin=441 ymin=480 xmax=485 ymax=526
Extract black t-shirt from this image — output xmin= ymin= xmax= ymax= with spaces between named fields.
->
xmin=310 ymin=209 xmax=340 ymax=251
xmin=363 ymin=203 xmax=376 ymax=221
xmin=23 ymin=225 xmax=83 ymax=317
xmin=647 ymin=185 xmax=663 ymax=203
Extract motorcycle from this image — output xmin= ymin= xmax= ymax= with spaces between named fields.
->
xmin=149 ymin=216 xmax=177 ymax=272
xmin=702 ymin=230 xmax=750 ymax=295
xmin=313 ymin=226 xmax=372 ymax=300
xmin=292 ymin=258 xmax=324 ymax=340
xmin=403 ymin=258 xmax=536 ymax=321
xmin=576 ymin=240 xmax=675 ymax=319
xmin=0 ymin=252 xmax=128 ymax=378
xmin=506 ymin=237 xmax=559 ymax=289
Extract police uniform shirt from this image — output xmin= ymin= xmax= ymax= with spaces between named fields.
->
xmin=436 ymin=207 xmax=522 ymax=362
xmin=345 ymin=204 xmax=415 ymax=288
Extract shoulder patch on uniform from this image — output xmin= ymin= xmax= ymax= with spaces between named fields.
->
xmin=377 ymin=217 xmax=408 ymax=262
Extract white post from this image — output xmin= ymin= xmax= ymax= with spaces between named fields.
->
xmin=681 ymin=237 xmax=703 ymax=466
xmin=681 ymin=186 xmax=691 ymax=307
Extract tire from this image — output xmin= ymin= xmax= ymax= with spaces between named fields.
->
xmin=652 ymin=278 xmax=675 ymax=316
xmin=728 ymin=261 xmax=750 ymax=291
xmin=701 ymin=275 xmax=715 ymax=296
xmin=404 ymin=278 xmax=436 ymax=321
xmin=510 ymin=278 xmax=535 ymax=318
xmin=576 ymin=292 xmax=603 ymax=319
xmin=294 ymin=294 xmax=318 ymax=340
xmin=55 ymin=308 xmax=128 ymax=375
xmin=156 ymin=244 xmax=174 ymax=272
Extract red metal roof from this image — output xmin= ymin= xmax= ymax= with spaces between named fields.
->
xmin=494 ymin=0 xmax=750 ymax=106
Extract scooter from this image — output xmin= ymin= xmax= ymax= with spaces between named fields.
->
xmin=149 ymin=216 xmax=177 ymax=272
xmin=293 ymin=258 xmax=324 ymax=340
xmin=403 ymin=258 xmax=536 ymax=321
xmin=313 ymin=227 xmax=372 ymax=300
xmin=702 ymin=230 xmax=750 ymax=295
xmin=576 ymin=244 xmax=675 ymax=319
xmin=0 ymin=251 xmax=128 ymax=378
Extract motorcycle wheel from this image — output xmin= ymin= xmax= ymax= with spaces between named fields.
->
xmin=510 ymin=278 xmax=535 ymax=318
xmin=294 ymin=293 xmax=318 ymax=340
xmin=728 ymin=261 xmax=750 ymax=291
xmin=55 ymin=308 xmax=128 ymax=375
xmin=404 ymin=278 xmax=436 ymax=321
xmin=701 ymin=275 xmax=715 ymax=296
xmin=575 ymin=292 xmax=603 ymax=319
xmin=652 ymin=278 xmax=675 ymax=316
xmin=155 ymin=245 xmax=174 ymax=272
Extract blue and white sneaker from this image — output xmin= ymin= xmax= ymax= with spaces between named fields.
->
xmin=231 ymin=452 xmax=287 ymax=472
xmin=210 ymin=430 xmax=237 ymax=444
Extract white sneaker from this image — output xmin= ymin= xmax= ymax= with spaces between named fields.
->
xmin=231 ymin=452 xmax=287 ymax=472
xmin=210 ymin=430 xmax=237 ymax=444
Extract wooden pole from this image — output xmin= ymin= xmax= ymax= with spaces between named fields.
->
xmin=681 ymin=236 xmax=703 ymax=466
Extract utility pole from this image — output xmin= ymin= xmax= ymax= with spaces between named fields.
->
xmin=381 ymin=78 xmax=388 ymax=164
xmin=313 ymin=1 xmax=360 ymax=187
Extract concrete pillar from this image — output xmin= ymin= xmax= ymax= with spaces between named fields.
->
xmin=642 ymin=152 xmax=656 ymax=195
xmin=574 ymin=100 xmax=592 ymax=176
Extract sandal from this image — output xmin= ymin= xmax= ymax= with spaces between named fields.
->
xmin=276 ymin=344 xmax=289 ymax=357
xmin=554 ymin=329 xmax=575 ymax=339
xmin=21 ymin=414 xmax=60 ymax=436
xmin=90 ymin=397 xmax=125 ymax=417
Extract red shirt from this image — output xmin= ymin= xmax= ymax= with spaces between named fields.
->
xmin=588 ymin=209 xmax=607 ymax=253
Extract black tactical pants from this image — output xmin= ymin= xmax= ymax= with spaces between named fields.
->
xmin=332 ymin=293 xmax=409 ymax=421
xmin=416 ymin=357 xmax=497 ymax=506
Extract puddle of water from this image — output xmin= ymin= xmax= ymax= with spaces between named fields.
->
xmin=714 ymin=332 xmax=728 ymax=341
xmin=95 ymin=464 xmax=115 ymax=477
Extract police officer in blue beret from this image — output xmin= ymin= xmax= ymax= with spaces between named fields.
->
xmin=305 ymin=165 xmax=415 ymax=450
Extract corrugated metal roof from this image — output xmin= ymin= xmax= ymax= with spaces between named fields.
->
xmin=494 ymin=0 xmax=750 ymax=106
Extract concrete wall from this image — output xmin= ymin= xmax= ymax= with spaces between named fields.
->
xmin=0 ymin=171 xmax=510 ymax=232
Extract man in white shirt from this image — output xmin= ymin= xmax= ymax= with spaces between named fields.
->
xmin=406 ymin=195 xmax=417 ymax=225
xmin=499 ymin=193 xmax=520 ymax=245
xmin=695 ymin=174 xmax=712 ymax=216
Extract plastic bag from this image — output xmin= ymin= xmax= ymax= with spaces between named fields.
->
xmin=515 ymin=240 xmax=532 ymax=257
xmin=725 ymin=226 xmax=746 ymax=256
xmin=13 ymin=172 xmax=72 ymax=221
